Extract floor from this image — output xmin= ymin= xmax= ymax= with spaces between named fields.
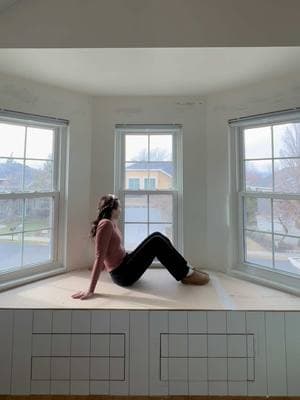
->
xmin=0 ymin=269 xmax=299 ymax=310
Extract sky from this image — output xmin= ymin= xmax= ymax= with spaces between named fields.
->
xmin=0 ymin=123 xmax=53 ymax=163
xmin=125 ymin=134 xmax=172 ymax=161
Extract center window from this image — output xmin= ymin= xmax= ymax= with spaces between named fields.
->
xmin=115 ymin=125 xmax=183 ymax=256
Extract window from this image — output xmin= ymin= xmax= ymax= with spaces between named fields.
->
xmin=115 ymin=124 xmax=183 ymax=257
xmin=144 ymin=177 xmax=156 ymax=190
xmin=230 ymin=109 xmax=300 ymax=291
xmin=0 ymin=110 xmax=68 ymax=288
xmin=128 ymin=178 xmax=140 ymax=190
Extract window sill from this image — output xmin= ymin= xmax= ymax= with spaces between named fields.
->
xmin=0 ymin=265 xmax=67 ymax=293
xmin=229 ymin=263 xmax=300 ymax=296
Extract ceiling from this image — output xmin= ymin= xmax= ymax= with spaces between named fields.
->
xmin=0 ymin=48 xmax=299 ymax=96
xmin=0 ymin=0 xmax=18 ymax=13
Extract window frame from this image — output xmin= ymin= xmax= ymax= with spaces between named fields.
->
xmin=0 ymin=114 xmax=68 ymax=291
xmin=229 ymin=110 xmax=300 ymax=295
xmin=114 ymin=125 xmax=183 ymax=264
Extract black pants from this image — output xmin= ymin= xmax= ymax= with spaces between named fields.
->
xmin=110 ymin=231 xmax=190 ymax=287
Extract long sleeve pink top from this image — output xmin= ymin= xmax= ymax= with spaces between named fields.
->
xmin=89 ymin=218 xmax=126 ymax=292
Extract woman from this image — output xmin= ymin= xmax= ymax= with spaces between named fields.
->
xmin=72 ymin=194 xmax=209 ymax=300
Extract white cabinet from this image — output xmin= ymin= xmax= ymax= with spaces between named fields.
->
xmin=0 ymin=309 xmax=299 ymax=396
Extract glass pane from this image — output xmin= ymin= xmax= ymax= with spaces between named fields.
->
xmin=124 ymin=223 xmax=147 ymax=251
xmin=245 ymin=160 xmax=272 ymax=192
xmin=26 ymin=127 xmax=54 ymax=160
xmin=23 ymin=229 xmax=52 ymax=266
xmin=244 ymin=126 xmax=272 ymax=159
xmin=244 ymin=197 xmax=271 ymax=232
xmin=149 ymin=194 xmax=172 ymax=222
xmin=124 ymin=194 xmax=147 ymax=222
xmin=274 ymin=234 xmax=300 ymax=275
xmin=125 ymin=162 xmax=147 ymax=190
xmin=149 ymin=224 xmax=173 ymax=242
xmin=274 ymin=158 xmax=300 ymax=193
xmin=0 ymin=232 xmax=22 ymax=272
xmin=0 ymin=199 xmax=23 ymax=235
xmin=0 ymin=158 xmax=23 ymax=193
xmin=24 ymin=160 xmax=53 ymax=191
xmin=149 ymin=162 xmax=173 ymax=190
xmin=24 ymin=197 xmax=52 ymax=231
xmin=273 ymin=123 xmax=300 ymax=158
xmin=273 ymin=199 xmax=300 ymax=236
xmin=125 ymin=135 xmax=148 ymax=161
xmin=245 ymin=230 xmax=273 ymax=268
xmin=150 ymin=135 xmax=172 ymax=161
xmin=0 ymin=123 xmax=25 ymax=158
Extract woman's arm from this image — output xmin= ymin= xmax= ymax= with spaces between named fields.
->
xmin=72 ymin=220 xmax=113 ymax=299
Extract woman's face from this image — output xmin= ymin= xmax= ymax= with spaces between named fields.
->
xmin=112 ymin=201 xmax=122 ymax=219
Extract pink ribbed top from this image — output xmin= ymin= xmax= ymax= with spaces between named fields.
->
xmin=94 ymin=218 xmax=126 ymax=273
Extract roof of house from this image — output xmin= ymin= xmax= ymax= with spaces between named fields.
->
xmin=126 ymin=161 xmax=173 ymax=176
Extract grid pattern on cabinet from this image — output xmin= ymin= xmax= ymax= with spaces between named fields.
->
xmin=159 ymin=333 xmax=255 ymax=382
xmin=31 ymin=333 xmax=125 ymax=382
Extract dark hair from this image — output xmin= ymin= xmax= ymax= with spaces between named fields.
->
xmin=90 ymin=194 xmax=119 ymax=238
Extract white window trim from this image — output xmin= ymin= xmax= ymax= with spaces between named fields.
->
xmin=228 ymin=110 xmax=300 ymax=296
xmin=0 ymin=113 xmax=68 ymax=291
xmin=114 ymin=125 xmax=183 ymax=267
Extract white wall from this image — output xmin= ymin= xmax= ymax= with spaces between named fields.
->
xmin=0 ymin=72 xmax=93 ymax=270
xmin=90 ymin=96 xmax=207 ymax=267
xmin=205 ymin=72 xmax=300 ymax=271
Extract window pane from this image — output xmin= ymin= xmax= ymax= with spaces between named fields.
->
xmin=273 ymin=199 xmax=300 ymax=236
xmin=128 ymin=178 xmax=140 ymax=190
xmin=0 ymin=123 xmax=25 ymax=158
xmin=26 ymin=127 xmax=54 ymax=160
xmin=23 ymin=229 xmax=52 ymax=266
xmin=244 ymin=197 xmax=271 ymax=232
xmin=0 ymin=158 xmax=23 ymax=193
xmin=149 ymin=162 xmax=173 ymax=190
xmin=0 ymin=232 xmax=22 ymax=272
xmin=144 ymin=178 xmax=156 ymax=190
xmin=244 ymin=126 xmax=272 ymax=159
xmin=274 ymin=158 xmax=300 ymax=193
xmin=0 ymin=199 xmax=23 ymax=235
xmin=273 ymin=123 xmax=300 ymax=158
xmin=125 ymin=162 xmax=147 ymax=190
xmin=125 ymin=135 xmax=148 ymax=161
xmin=245 ymin=230 xmax=273 ymax=268
xmin=150 ymin=135 xmax=172 ymax=161
xmin=274 ymin=234 xmax=300 ymax=275
xmin=245 ymin=160 xmax=272 ymax=192
xmin=149 ymin=194 xmax=172 ymax=222
xmin=24 ymin=160 xmax=53 ymax=191
xmin=124 ymin=194 xmax=147 ymax=222
xmin=149 ymin=224 xmax=173 ymax=242
xmin=124 ymin=223 xmax=147 ymax=251
xmin=24 ymin=197 xmax=52 ymax=231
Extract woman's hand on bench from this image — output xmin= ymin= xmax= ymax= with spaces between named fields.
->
xmin=71 ymin=290 xmax=94 ymax=300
